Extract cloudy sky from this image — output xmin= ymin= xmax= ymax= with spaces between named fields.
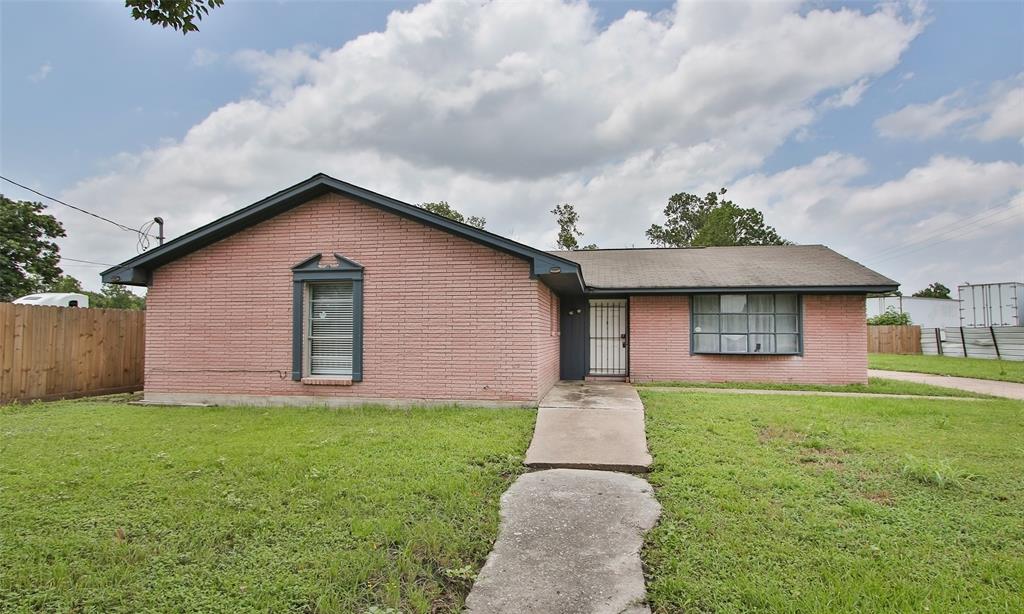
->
xmin=2 ymin=0 xmax=1022 ymax=294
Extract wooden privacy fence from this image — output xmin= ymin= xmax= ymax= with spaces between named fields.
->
xmin=867 ymin=325 xmax=921 ymax=355
xmin=1 ymin=303 xmax=145 ymax=403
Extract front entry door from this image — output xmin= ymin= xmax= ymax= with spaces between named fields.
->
xmin=589 ymin=299 xmax=628 ymax=376
xmin=560 ymin=301 xmax=588 ymax=380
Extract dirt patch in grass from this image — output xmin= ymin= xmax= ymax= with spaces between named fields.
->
xmin=864 ymin=490 xmax=896 ymax=506
xmin=758 ymin=425 xmax=805 ymax=443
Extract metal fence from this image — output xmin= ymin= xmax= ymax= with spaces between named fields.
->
xmin=920 ymin=326 xmax=1024 ymax=361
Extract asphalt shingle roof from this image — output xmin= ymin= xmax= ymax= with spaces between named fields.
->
xmin=549 ymin=245 xmax=898 ymax=291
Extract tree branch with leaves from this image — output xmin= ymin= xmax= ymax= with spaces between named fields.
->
xmin=646 ymin=188 xmax=788 ymax=247
xmin=126 ymin=0 xmax=225 ymax=34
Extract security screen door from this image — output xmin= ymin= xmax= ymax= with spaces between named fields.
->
xmin=589 ymin=299 xmax=627 ymax=376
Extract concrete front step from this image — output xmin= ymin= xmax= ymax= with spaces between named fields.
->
xmin=524 ymin=381 xmax=652 ymax=473
xmin=525 ymin=407 xmax=652 ymax=472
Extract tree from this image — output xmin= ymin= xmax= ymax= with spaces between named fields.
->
xmin=92 ymin=284 xmax=147 ymax=310
xmin=646 ymin=188 xmax=788 ymax=247
xmin=912 ymin=282 xmax=951 ymax=299
xmin=420 ymin=201 xmax=486 ymax=229
xmin=46 ymin=274 xmax=147 ymax=310
xmin=1 ymin=195 xmax=66 ymax=302
xmin=551 ymin=203 xmax=597 ymax=251
xmin=126 ymin=0 xmax=225 ymax=35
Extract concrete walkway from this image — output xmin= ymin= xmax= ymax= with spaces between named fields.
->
xmin=466 ymin=381 xmax=661 ymax=613
xmin=464 ymin=469 xmax=660 ymax=614
xmin=869 ymin=369 xmax=1024 ymax=400
xmin=524 ymin=381 xmax=652 ymax=473
xmin=641 ymin=385 xmax=983 ymax=401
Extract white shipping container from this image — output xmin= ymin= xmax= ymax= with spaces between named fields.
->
xmin=958 ymin=282 xmax=1023 ymax=327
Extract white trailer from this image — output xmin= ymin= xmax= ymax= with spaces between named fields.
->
xmin=866 ymin=296 xmax=961 ymax=328
xmin=958 ymin=282 xmax=1023 ymax=327
xmin=12 ymin=292 xmax=89 ymax=308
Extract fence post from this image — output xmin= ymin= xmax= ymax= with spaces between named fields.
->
xmin=935 ymin=328 xmax=943 ymax=355
xmin=960 ymin=327 xmax=968 ymax=358
xmin=989 ymin=326 xmax=1001 ymax=360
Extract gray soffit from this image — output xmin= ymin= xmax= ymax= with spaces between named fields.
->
xmin=101 ymin=173 xmax=584 ymax=290
xmin=549 ymin=245 xmax=899 ymax=293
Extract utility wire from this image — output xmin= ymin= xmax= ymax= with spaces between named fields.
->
xmin=867 ymin=208 xmax=1023 ymax=266
xmin=1 ymin=175 xmax=158 ymax=239
xmin=61 ymin=257 xmax=116 ymax=267
xmin=868 ymin=202 xmax=1021 ymax=261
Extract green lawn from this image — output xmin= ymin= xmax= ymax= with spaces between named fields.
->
xmin=870 ymin=353 xmax=1024 ymax=384
xmin=636 ymin=376 xmax=987 ymax=398
xmin=0 ymin=399 xmax=535 ymax=613
xmin=640 ymin=389 xmax=1024 ymax=613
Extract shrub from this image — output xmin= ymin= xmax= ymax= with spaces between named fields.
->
xmin=868 ymin=307 xmax=911 ymax=326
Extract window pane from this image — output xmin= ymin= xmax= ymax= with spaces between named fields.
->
xmin=722 ymin=315 xmax=748 ymax=333
xmin=309 ymin=282 xmax=354 ymax=376
xmin=750 ymin=334 xmax=775 ymax=353
xmin=777 ymin=334 xmax=799 ymax=353
xmin=775 ymin=294 xmax=798 ymax=313
xmin=693 ymin=334 xmax=720 ymax=353
xmin=721 ymin=334 xmax=748 ymax=352
xmin=749 ymin=314 xmax=774 ymax=332
xmin=693 ymin=295 xmax=719 ymax=313
xmin=777 ymin=315 xmax=798 ymax=333
xmin=747 ymin=294 xmax=774 ymax=313
xmin=721 ymin=294 xmax=747 ymax=313
xmin=693 ymin=314 xmax=719 ymax=333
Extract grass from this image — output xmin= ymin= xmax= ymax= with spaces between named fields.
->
xmin=636 ymin=376 xmax=987 ymax=398
xmin=640 ymin=389 xmax=1024 ymax=613
xmin=0 ymin=398 xmax=535 ymax=613
xmin=870 ymin=353 xmax=1024 ymax=384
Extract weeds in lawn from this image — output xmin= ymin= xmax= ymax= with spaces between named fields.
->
xmin=900 ymin=454 xmax=969 ymax=489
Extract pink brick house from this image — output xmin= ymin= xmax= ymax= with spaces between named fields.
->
xmin=103 ymin=175 xmax=897 ymax=407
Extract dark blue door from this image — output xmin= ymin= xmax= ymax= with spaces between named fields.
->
xmin=560 ymin=301 xmax=588 ymax=380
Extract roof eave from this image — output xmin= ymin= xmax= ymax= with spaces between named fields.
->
xmin=585 ymin=284 xmax=900 ymax=295
xmin=101 ymin=174 xmax=584 ymax=292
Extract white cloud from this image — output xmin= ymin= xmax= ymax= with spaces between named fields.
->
xmin=54 ymin=0 xmax=929 ymax=288
xmin=28 ymin=62 xmax=52 ymax=83
xmin=876 ymin=73 xmax=1024 ymax=142
xmin=729 ymin=154 xmax=1024 ymax=292
xmin=190 ymin=48 xmax=220 ymax=67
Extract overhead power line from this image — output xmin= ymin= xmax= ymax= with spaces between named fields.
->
xmin=1 ymin=175 xmax=158 ymax=239
xmin=61 ymin=256 xmax=116 ymax=267
xmin=867 ymin=202 xmax=1022 ymax=261
xmin=867 ymin=207 xmax=1023 ymax=266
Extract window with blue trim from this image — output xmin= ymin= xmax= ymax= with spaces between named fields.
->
xmin=292 ymin=254 xmax=364 ymax=382
xmin=691 ymin=294 xmax=801 ymax=354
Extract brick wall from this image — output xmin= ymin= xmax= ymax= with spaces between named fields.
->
xmin=629 ymin=294 xmax=868 ymax=384
xmin=536 ymin=283 xmax=560 ymax=400
xmin=145 ymin=193 xmax=557 ymax=404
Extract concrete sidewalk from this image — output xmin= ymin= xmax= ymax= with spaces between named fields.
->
xmin=869 ymin=369 xmax=1024 ymax=400
xmin=641 ymin=385 xmax=983 ymax=401
xmin=524 ymin=382 xmax=652 ymax=473
xmin=464 ymin=469 xmax=660 ymax=614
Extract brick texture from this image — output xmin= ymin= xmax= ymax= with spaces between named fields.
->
xmin=628 ymin=295 xmax=868 ymax=384
xmin=145 ymin=193 xmax=560 ymax=403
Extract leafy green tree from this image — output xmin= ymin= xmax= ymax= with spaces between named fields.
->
xmin=551 ymin=203 xmax=597 ymax=250
xmin=867 ymin=307 xmax=911 ymax=326
xmin=912 ymin=282 xmax=952 ymax=299
xmin=646 ymin=188 xmax=788 ymax=247
xmin=126 ymin=0 xmax=225 ymax=34
xmin=91 ymin=284 xmax=147 ymax=310
xmin=420 ymin=201 xmax=486 ymax=229
xmin=1 ymin=195 xmax=66 ymax=302
xmin=48 ymin=275 xmax=84 ymax=293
